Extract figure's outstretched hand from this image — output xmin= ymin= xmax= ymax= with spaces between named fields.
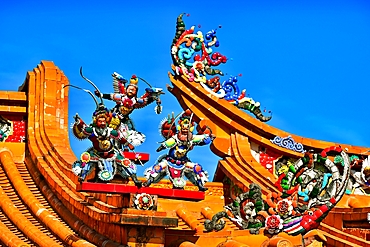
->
xmin=203 ymin=134 xmax=216 ymax=145
xmin=128 ymin=143 xmax=135 ymax=150
xmin=156 ymin=145 xmax=165 ymax=152
xmin=73 ymin=113 xmax=80 ymax=122
xmin=210 ymin=134 xmax=216 ymax=140
xmin=94 ymin=90 xmax=102 ymax=97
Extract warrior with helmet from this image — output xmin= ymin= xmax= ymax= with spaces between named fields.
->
xmin=0 ymin=116 xmax=12 ymax=142
xmin=143 ymin=109 xmax=214 ymax=191
xmin=69 ymin=69 xmax=142 ymax=186
xmin=95 ymin=72 xmax=164 ymax=150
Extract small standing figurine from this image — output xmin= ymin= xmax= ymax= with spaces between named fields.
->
xmin=347 ymin=156 xmax=370 ymax=195
xmin=144 ymin=109 xmax=214 ymax=191
xmin=95 ymin=72 xmax=164 ymax=150
xmin=69 ymin=69 xmax=142 ymax=186
xmin=0 ymin=116 xmax=12 ymax=142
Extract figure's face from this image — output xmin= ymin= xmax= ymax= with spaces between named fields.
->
xmin=242 ymin=202 xmax=254 ymax=220
xmin=364 ymin=166 xmax=370 ymax=178
xmin=126 ymin=85 xmax=137 ymax=98
xmin=181 ymin=123 xmax=189 ymax=133
xmin=303 ymin=236 xmax=315 ymax=245
xmin=180 ymin=119 xmax=191 ymax=134
xmin=97 ymin=117 xmax=106 ymax=129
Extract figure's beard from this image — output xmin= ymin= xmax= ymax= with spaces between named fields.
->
xmin=95 ymin=127 xmax=107 ymax=137
xmin=127 ymin=92 xmax=136 ymax=98
xmin=178 ymin=132 xmax=192 ymax=141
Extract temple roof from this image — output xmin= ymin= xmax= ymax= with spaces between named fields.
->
xmin=0 ymin=61 xmax=369 ymax=247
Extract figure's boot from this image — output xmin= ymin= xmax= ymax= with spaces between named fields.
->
xmin=172 ymin=185 xmax=184 ymax=190
xmin=143 ymin=177 xmax=153 ymax=187
xmin=185 ymin=171 xmax=208 ymax=192
xmin=131 ymin=174 xmax=142 ymax=187
xmin=79 ymin=170 xmax=88 ymax=183
xmin=197 ymin=181 xmax=208 ymax=192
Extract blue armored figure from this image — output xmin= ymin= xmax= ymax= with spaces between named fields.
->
xmin=144 ymin=109 xmax=214 ymax=191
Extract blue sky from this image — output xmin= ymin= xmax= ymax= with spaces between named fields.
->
xmin=1 ymin=1 xmax=369 ymax=180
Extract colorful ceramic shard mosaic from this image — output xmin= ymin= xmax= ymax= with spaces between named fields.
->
xmin=205 ymin=146 xmax=350 ymax=237
xmin=270 ymin=135 xmax=305 ymax=153
xmin=171 ymin=14 xmax=272 ymax=122
xmin=133 ymin=193 xmax=155 ymax=210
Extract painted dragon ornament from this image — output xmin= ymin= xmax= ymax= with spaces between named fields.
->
xmin=171 ymin=13 xmax=272 ymax=122
xmin=204 ymin=146 xmax=350 ymax=237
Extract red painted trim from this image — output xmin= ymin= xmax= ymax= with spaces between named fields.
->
xmin=122 ymin=151 xmax=149 ymax=164
xmin=76 ymin=182 xmax=205 ymax=201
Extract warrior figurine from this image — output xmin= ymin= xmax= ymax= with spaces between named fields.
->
xmin=346 ymin=156 xmax=370 ymax=195
xmin=71 ymin=104 xmax=141 ymax=186
xmin=68 ymin=69 xmax=142 ymax=186
xmin=0 ymin=116 xmax=12 ymax=142
xmin=95 ymin=72 xmax=164 ymax=150
xmin=144 ymin=109 xmax=214 ymax=191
